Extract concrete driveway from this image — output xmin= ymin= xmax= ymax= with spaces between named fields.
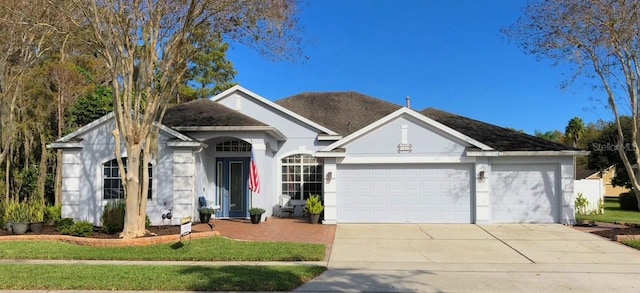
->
xmin=297 ymin=224 xmax=640 ymax=292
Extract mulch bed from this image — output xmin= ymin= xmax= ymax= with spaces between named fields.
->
xmin=0 ymin=224 xmax=183 ymax=239
xmin=590 ymin=225 xmax=640 ymax=241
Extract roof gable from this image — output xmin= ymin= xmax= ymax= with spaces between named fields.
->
xmin=321 ymin=108 xmax=493 ymax=152
xmin=55 ymin=112 xmax=193 ymax=143
xmin=211 ymin=85 xmax=339 ymax=135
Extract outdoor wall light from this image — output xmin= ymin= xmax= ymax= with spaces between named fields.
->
xmin=325 ymin=171 xmax=333 ymax=183
xmin=478 ymin=171 xmax=486 ymax=181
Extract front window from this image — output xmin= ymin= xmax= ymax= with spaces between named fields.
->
xmin=281 ymin=154 xmax=323 ymax=200
xmin=215 ymin=139 xmax=252 ymax=152
xmin=103 ymin=158 xmax=152 ymax=200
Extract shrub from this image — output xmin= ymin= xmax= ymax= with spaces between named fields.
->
xmin=574 ymin=193 xmax=589 ymax=216
xmin=0 ymin=201 xmax=5 ymax=228
xmin=56 ymin=218 xmax=75 ymax=234
xmin=146 ymin=215 xmax=151 ymax=228
xmin=101 ymin=200 xmax=125 ymax=234
xmin=6 ymin=200 xmax=30 ymax=223
xmin=45 ymin=205 xmax=62 ymax=225
xmin=620 ymin=192 xmax=640 ymax=211
xmin=305 ymin=195 xmax=324 ymax=215
xmin=199 ymin=207 xmax=216 ymax=215
xmin=28 ymin=197 xmax=45 ymax=222
xmin=249 ymin=207 xmax=265 ymax=215
xmin=67 ymin=221 xmax=94 ymax=237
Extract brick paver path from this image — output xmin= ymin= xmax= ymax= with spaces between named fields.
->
xmin=193 ymin=217 xmax=335 ymax=260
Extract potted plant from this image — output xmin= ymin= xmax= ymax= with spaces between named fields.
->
xmin=198 ymin=207 xmax=215 ymax=224
xmin=249 ymin=207 xmax=265 ymax=224
xmin=7 ymin=201 xmax=30 ymax=234
xmin=29 ymin=197 xmax=46 ymax=233
xmin=305 ymin=195 xmax=324 ymax=224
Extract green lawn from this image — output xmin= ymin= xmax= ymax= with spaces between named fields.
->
xmin=576 ymin=197 xmax=640 ymax=224
xmin=0 ymin=237 xmax=325 ymax=261
xmin=623 ymin=240 xmax=640 ymax=250
xmin=0 ymin=264 xmax=326 ymax=291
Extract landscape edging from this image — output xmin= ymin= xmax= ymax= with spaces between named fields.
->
xmin=0 ymin=231 xmax=220 ymax=247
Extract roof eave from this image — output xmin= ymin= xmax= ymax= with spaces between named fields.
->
xmin=466 ymin=150 xmax=590 ymax=157
xmin=317 ymin=134 xmax=343 ymax=141
xmin=48 ymin=142 xmax=84 ymax=149
xmin=171 ymin=125 xmax=287 ymax=141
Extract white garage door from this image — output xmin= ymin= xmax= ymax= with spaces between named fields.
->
xmin=337 ymin=164 xmax=472 ymax=223
xmin=490 ymin=164 xmax=560 ymax=223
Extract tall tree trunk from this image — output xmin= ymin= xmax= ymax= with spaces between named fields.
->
xmin=119 ymin=139 xmax=147 ymax=239
xmin=36 ymin=133 xmax=48 ymax=201
xmin=54 ymin=91 xmax=65 ymax=206
xmin=54 ymin=150 xmax=63 ymax=205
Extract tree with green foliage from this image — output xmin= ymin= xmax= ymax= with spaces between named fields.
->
xmin=534 ymin=130 xmax=565 ymax=144
xmin=587 ymin=117 xmax=635 ymax=188
xmin=506 ymin=0 xmax=640 ymax=209
xmin=178 ymin=27 xmax=237 ymax=102
xmin=565 ymin=117 xmax=585 ymax=148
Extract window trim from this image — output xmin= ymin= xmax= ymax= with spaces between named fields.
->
xmin=279 ymin=153 xmax=323 ymax=201
xmin=102 ymin=158 xmax=154 ymax=200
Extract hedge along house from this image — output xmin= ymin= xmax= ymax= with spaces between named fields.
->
xmin=50 ymin=86 xmax=587 ymax=226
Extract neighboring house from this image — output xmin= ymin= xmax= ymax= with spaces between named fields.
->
xmin=576 ymin=165 xmax=630 ymax=197
xmin=50 ymin=86 xmax=587 ymax=226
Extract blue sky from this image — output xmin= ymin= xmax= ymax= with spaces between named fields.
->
xmin=226 ymin=0 xmax=611 ymax=135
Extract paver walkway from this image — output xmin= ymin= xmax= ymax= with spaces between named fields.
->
xmin=195 ymin=217 xmax=335 ymax=245
xmin=193 ymin=217 xmax=336 ymax=261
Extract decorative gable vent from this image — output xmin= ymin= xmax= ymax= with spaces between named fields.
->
xmin=398 ymin=124 xmax=412 ymax=153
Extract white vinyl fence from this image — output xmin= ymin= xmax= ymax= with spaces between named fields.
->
xmin=574 ymin=179 xmax=604 ymax=214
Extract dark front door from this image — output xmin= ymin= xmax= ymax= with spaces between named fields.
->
xmin=216 ymin=157 xmax=250 ymax=218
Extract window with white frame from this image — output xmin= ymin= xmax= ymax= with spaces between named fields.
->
xmin=103 ymin=158 xmax=152 ymax=200
xmin=281 ymin=154 xmax=323 ymax=200
xmin=215 ymin=139 xmax=252 ymax=152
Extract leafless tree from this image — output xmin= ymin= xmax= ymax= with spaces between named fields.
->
xmin=61 ymin=0 xmax=302 ymax=238
xmin=505 ymin=0 xmax=640 ymax=208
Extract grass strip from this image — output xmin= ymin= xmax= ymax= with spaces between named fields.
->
xmin=622 ymin=240 xmax=640 ymax=250
xmin=576 ymin=198 xmax=640 ymax=225
xmin=0 ymin=264 xmax=326 ymax=291
xmin=0 ymin=237 xmax=325 ymax=261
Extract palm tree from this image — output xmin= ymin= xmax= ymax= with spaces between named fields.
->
xmin=565 ymin=117 xmax=585 ymax=148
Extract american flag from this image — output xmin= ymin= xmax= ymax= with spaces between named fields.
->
xmin=249 ymin=152 xmax=260 ymax=194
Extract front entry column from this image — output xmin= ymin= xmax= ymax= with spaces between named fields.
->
xmin=322 ymin=158 xmax=337 ymax=224
xmin=250 ymin=141 xmax=267 ymax=220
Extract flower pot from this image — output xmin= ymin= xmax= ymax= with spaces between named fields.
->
xmin=199 ymin=213 xmax=212 ymax=224
xmin=29 ymin=222 xmax=44 ymax=233
xmin=5 ymin=222 xmax=12 ymax=234
xmin=250 ymin=213 xmax=262 ymax=224
xmin=309 ymin=214 xmax=320 ymax=224
xmin=11 ymin=222 xmax=29 ymax=235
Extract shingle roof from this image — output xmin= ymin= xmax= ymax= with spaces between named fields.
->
xmin=163 ymin=99 xmax=267 ymax=127
xmin=275 ymin=92 xmax=401 ymax=136
xmin=421 ymin=108 xmax=580 ymax=151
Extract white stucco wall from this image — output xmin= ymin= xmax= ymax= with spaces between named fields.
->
xmin=59 ymin=118 xmax=188 ymax=226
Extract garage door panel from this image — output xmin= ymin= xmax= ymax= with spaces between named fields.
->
xmin=337 ymin=164 xmax=472 ymax=223
xmin=490 ymin=164 xmax=559 ymax=223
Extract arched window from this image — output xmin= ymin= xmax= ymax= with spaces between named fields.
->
xmin=103 ymin=158 xmax=152 ymax=200
xmin=281 ymin=154 xmax=322 ymax=200
xmin=215 ymin=139 xmax=252 ymax=152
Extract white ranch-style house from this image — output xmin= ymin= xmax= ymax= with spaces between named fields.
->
xmin=50 ymin=86 xmax=587 ymax=226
